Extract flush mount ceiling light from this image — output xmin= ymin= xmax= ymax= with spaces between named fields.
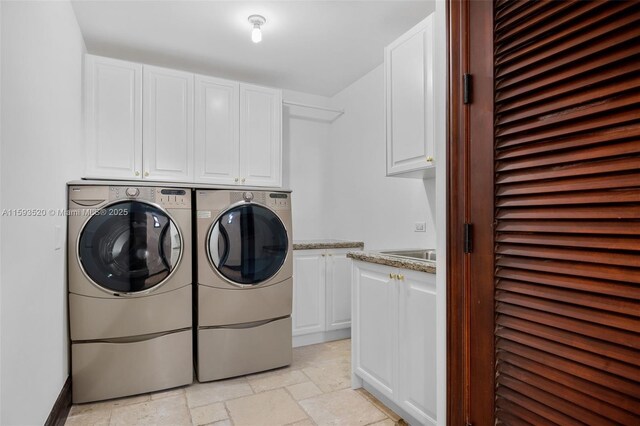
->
xmin=248 ymin=14 xmax=266 ymax=43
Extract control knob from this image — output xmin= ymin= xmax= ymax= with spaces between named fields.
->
xmin=125 ymin=187 xmax=140 ymax=198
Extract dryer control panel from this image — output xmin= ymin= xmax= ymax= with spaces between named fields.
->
xmin=155 ymin=188 xmax=190 ymax=209
xmin=267 ymin=192 xmax=290 ymax=210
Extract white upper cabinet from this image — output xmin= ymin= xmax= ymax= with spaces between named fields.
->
xmin=240 ymin=84 xmax=282 ymax=187
xmin=84 ymin=55 xmax=143 ymax=179
xmin=83 ymin=55 xmax=283 ymax=187
xmin=143 ymin=66 xmax=194 ymax=182
xmin=194 ymin=75 xmax=240 ymax=185
xmin=385 ymin=14 xmax=436 ymax=178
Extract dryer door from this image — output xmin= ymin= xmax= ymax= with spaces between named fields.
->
xmin=208 ymin=203 xmax=288 ymax=286
xmin=78 ymin=201 xmax=182 ymax=294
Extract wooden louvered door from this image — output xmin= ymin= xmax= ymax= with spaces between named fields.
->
xmin=452 ymin=1 xmax=640 ymax=425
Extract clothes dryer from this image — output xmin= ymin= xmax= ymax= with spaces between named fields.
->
xmin=195 ymin=189 xmax=292 ymax=381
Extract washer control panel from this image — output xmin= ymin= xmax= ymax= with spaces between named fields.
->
xmin=110 ymin=186 xmax=155 ymax=201
xmin=267 ymin=192 xmax=290 ymax=210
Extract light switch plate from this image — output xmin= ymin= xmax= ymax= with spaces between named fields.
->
xmin=414 ymin=222 xmax=426 ymax=232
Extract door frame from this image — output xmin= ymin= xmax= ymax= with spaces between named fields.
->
xmin=446 ymin=0 xmax=468 ymax=424
xmin=447 ymin=1 xmax=495 ymax=425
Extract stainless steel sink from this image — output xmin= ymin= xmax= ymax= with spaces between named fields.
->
xmin=379 ymin=249 xmax=436 ymax=262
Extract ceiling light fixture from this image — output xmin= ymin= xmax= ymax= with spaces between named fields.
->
xmin=248 ymin=15 xmax=266 ymax=43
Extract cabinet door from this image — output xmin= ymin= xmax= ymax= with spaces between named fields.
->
xmin=397 ymin=270 xmax=437 ymax=425
xmin=194 ymin=76 xmax=240 ymax=185
xmin=325 ymin=250 xmax=352 ymax=331
xmin=143 ymin=65 xmax=194 ymax=181
xmin=352 ymin=262 xmax=397 ymax=400
xmin=292 ymin=250 xmax=326 ymax=336
xmin=239 ymin=84 xmax=282 ymax=187
xmin=385 ymin=14 xmax=435 ymax=176
xmin=84 ymin=55 xmax=142 ymax=179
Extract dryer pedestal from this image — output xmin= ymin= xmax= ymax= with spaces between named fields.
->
xmin=197 ymin=317 xmax=292 ymax=382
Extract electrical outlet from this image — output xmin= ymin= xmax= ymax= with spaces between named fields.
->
xmin=414 ymin=222 xmax=426 ymax=232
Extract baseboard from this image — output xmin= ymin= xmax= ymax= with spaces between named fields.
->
xmin=361 ymin=381 xmax=427 ymax=426
xmin=44 ymin=376 xmax=72 ymax=426
xmin=292 ymin=328 xmax=351 ymax=347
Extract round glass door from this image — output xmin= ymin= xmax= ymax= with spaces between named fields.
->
xmin=208 ymin=204 xmax=288 ymax=285
xmin=78 ymin=201 xmax=182 ymax=294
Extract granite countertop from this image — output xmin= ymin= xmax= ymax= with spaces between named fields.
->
xmin=347 ymin=250 xmax=436 ymax=274
xmin=293 ymin=239 xmax=365 ymax=250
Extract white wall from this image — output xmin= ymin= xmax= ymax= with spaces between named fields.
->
xmin=283 ymin=89 xmax=332 ymax=241
xmin=286 ymin=60 xmax=436 ymax=251
xmin=327 ymin=65 xmax=436 ymax=250
xmin=1 ymin=1 xmax=85 ymax=424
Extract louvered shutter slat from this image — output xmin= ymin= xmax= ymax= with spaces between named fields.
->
xmin=493 ymin=1 xmax=640 ymax=424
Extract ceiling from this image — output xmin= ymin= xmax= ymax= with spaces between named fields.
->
xmin=71 ymin=1 xmax=435 ymax=96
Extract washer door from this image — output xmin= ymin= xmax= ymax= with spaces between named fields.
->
xmin=78 ymin=201 xmax=182 ymax=294
xmin=208 ymin=203 xmax=288 ymax=286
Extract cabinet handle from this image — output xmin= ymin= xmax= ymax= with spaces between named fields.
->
xmin=135 ymin=171 xmax=140 ymax=176
xmin=235 ymin=178 xmax=239 ymax=183
xmin=389 ymin=273 xmax=394 ymax=279
xmin=322 ymin=254 xmax=326 ymax=257
xmin=242 ymin=178 xmax=246 ymax=183
xmin=328 ymin=253 xmax=333 ymax=256
xmin=426 ymin=156 xmax=434 ymax=162
xmin=398 ymin=274 xmax=405 ymax=281
xmin=144 ymin=171 xmax=149 ymax=177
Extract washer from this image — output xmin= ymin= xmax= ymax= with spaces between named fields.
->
xmin=68 ymin=185 xmax=193 ymax=403
xmin=196 ymin=189 xmax=293 ymax=382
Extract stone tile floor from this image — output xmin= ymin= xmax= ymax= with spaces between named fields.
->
xmin=65 ymin=339 xmax=405 ymax=426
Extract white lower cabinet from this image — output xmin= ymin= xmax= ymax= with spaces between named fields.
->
xmin=292 ymin=249 xmax=352 ymax=346
xmin=397 ymin=270 xmax=437 ymax=424
xmin=325 ymin=251 xmax=353 ymax=331
xmin=292 ymin=250 xmax=326 ymax=336
xmin=352 ymin=262 xmax=397 ymax=400
xmin=352 ymin=261 xmax=437 ymax=426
